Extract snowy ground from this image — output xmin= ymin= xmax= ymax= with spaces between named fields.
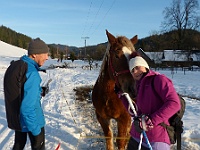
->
xmin=0 ymin=41 xmax=200 ymax=150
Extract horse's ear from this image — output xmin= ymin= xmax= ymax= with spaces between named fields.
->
xmin=130 ymin=35 xmax=138 ymax=45
xmin=106 ymin=30 xmax=116 ymax=44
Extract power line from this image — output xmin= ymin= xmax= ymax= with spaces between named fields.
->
xmin=81 ymin=1 xmax=93 ymax=38
xmin=81 ymin=0 xmax=116 ymax=46
xmin=91 ymin=0 xmax=116 ymax=37
xmin=86 ymin=0 xmax=105 ymax=36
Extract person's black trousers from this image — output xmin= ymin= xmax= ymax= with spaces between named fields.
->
xmin=13 ymin=127 xmax=45 ymax=150
xmin=127 ymin=137 xmax=150 ymax=150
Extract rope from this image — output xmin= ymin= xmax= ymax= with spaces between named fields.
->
xmin=122 ymin=93 xmax=153 ymax=150
xmin=60 ymin=84 xmax=83 ymax=150
xmin=49 ymin=70 xmax=82 ymax=150
xmin=78 ymin=135 xmax=200 ymax=141
xmin=80 ymin=135 xmax=130 ymax=140
xmin=138 ymin=134 xmax=143 ymax=150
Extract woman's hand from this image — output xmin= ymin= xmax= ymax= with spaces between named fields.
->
xmin=134 ymin=114 xmax=154 ymax=133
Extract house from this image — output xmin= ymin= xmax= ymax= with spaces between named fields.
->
xmin=144 ymin=50 xmax=200 ymax=68
xmin=161 ymin=50 xmax=200 ymax=67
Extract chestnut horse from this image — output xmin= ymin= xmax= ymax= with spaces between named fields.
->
xmin=92 ymin=30 xmax=138 ymax=150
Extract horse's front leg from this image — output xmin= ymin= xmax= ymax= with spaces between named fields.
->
xmin=116 ymin=113 xmax=131 ymax=150
xmin=96 ymin=112 xmax=114 ymax=150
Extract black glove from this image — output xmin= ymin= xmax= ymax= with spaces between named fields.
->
xmin=134 ymin=115 xmax=154 ymax=133
xmin=41 ymin=85 xmax=49 ymax=97
xmin=114 ymin=84 xmax=121 ymax=94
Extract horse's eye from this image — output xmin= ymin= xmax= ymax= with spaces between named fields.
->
xmin=115 ymin=51 xmax=120 ymax=59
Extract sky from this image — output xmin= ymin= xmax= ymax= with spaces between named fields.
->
xmin=0 ymin=0 xmax=175 ymax=47
xmin=0 ymin=41 xmax=200 ymax=149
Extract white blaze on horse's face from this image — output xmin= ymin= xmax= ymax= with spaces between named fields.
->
xmin=122 ymin=46 xmax=133 ymax=60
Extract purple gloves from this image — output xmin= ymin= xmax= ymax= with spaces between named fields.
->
xmin=134 ymin=115 xmax=154 ymax=133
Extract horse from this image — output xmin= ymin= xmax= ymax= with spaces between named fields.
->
xmin=92 ymin=30 xmax=138 ymax=150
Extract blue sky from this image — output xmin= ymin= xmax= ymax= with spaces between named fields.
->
xmin=0 ymin=0 xmax=184 ymax=47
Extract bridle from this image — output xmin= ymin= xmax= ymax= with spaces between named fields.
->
xmin=108 ymin=49 xmax=130 ymax=88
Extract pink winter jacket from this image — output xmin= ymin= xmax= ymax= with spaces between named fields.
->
xmin=120 ymin=70 xmax=181 ymax=145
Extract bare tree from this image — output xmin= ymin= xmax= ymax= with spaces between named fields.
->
xmin=162 ymin=0 xmax=200 ymax=49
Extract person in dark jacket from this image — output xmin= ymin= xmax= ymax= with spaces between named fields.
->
xmin=117 ymin=56 xmax=181 ymax=150
xmin=4 ymin=38 xmax=49 ymax=150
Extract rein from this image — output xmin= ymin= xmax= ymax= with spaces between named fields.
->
xmin=122 ymin=93 xmax=153 ymax=150
xmin=109 ymin=55 xmax=130 ymax=87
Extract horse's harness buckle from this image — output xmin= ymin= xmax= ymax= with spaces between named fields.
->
xmin=113 ymin=71 xmax=119 ymax=77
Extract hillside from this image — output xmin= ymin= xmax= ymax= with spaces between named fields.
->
xmin=137 ymin=29 xmax=200 ymax=51
xmin=1 ymin=25 xmax=200 ymax=60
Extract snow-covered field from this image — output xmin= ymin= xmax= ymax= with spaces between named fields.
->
xmin=0 ymin=41 xmax=200 ymax=150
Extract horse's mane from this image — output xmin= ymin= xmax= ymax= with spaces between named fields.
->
xmin=99 ymin=43 xmax=110 ymax=75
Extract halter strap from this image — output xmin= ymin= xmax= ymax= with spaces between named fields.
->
xmin=109 ymin=58 xmax=130 ymax=87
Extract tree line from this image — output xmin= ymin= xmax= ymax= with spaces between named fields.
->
xmin=0 ymin=25 xmax=32 ymax=49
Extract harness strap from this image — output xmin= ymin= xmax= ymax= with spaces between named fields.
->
xmin=18 ymin=60 xmax=27 ymax=103
xmin=109 ymin=58 xmax=130 ymax=87
xmin=176 ymin=121 xmax=183 ymax=150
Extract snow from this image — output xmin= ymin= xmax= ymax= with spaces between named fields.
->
xmin=0 ymin=41 xmax=27 ymax=57
xmin=0 ymin=41 xmax=200 ymax=150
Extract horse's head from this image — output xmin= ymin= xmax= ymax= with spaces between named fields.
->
xmin=106 ymin=30 xmax=138 ymax=99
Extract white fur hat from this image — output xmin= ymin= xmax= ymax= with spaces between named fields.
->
xmin=129 ymin=56 xmax=149 ymax=71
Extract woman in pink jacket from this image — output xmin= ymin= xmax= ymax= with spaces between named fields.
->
xmin=117 ymin=56 xmax=181 ymax=150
